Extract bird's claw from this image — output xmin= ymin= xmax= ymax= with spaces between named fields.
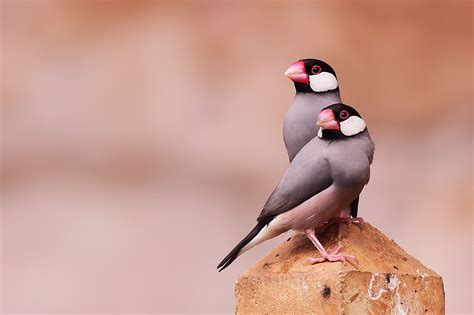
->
xmin=306 ymin=244 xmax=358 ymax=265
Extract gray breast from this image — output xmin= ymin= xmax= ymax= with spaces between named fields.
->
xmin=283 ymin=91 xmax=341 ymax=161
xmin=326 ymin=130 xmax=375 ymax=187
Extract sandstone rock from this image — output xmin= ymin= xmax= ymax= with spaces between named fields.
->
xmin=235 ymin=223 xmax=444 ymax=314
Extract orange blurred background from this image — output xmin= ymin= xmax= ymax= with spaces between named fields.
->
xmin=1 ymin=1 xmax=472 ymax=313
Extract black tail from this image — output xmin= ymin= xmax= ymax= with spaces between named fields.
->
xmin=217 ymin=222 xmax=265 ymax=272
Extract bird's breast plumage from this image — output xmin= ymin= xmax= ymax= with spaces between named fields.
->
xmin=325 ymin=130 xmax=374 ymax=187
xmin=283 ymin=92 xmax=341 ymax=161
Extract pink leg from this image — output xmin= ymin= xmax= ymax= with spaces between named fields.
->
xmin=304 ymin=229 xmax=358 ymax=264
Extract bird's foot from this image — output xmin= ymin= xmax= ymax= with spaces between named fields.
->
xmin=306 ymin=244 xmax=358 ymax=265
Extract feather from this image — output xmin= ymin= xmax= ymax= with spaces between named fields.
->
xmin=217 ymin=222 xmax=266 ymax=272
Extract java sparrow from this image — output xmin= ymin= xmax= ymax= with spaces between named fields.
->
xmin=284 ymin=59 xmax=361 ymax=219
xmin=217 ymin=104 xmax=374 ymax=272
xmin=283 ymin=59 xmax=341 ymax=162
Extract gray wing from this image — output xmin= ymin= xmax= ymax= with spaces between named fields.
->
xmin=257 ymin=138 xmax=333 ymax=223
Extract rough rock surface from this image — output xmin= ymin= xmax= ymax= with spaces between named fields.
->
xmin=235 ymin=223 xmax=444 ymax=314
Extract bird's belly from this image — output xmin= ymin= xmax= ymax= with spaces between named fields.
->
xmin=275 ymin=186 xmax=358 ymax=231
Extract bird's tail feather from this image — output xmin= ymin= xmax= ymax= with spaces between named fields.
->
xmin=217 ymin=222 xmax=266 ymax=272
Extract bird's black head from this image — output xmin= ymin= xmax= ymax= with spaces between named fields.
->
xmin=284 ymin=59 xmax=338 ymax=93
xmin=317 ymin=103 xmax=366 ymax=140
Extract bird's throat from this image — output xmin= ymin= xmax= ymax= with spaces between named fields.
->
xmin=295 ymin=89 xmax=341 ymax=105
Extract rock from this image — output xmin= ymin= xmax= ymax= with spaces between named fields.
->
xmin=235 ymin=223 xmax=444 ymax=314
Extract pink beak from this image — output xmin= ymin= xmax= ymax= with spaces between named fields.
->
xmin=284 ymin=61 xmax=309 ymax=84
xmin=317 ymin=109 xmax=339 ymax=130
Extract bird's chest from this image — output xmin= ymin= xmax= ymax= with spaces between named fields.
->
xmin=283 ymin=102 xmax=323 ymax=159
xmin=327 ymin=144 xmax=370 ymax=186
xmin=284 ymin=101 xmax=322 ymax=137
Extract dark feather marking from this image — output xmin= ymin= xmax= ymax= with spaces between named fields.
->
xmin=217 ymin=222 xmax=267 ymax=272
xmin=350 ymin=196 xmax=359 ymax=218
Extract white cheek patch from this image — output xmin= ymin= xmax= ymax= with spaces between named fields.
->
xmin=309 ymin=72 xmax=338 ymax=92
xmin=317 ymin=128 xmax=323 ymax=138
xmin=340 ymin=116 xmax=366 ymax=136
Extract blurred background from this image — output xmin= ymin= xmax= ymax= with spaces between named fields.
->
xmin=1 ymin=1 xmax=472 ymax=314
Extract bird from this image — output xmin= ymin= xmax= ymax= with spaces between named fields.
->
xmin=217 ymin=103 xmax=374 ymax=272
xmin=283 ymin=59 xmax=362 ymax=220
xmin=283 ymin=59 xmax=341 ymax=162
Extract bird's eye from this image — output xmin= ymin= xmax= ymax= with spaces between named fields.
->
xmin=311 ymin=65 xmax=322 ymax=75
xmin=339 ymin=110 xmax=349 ymax=120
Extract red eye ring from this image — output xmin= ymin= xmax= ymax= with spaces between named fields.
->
xmin=311 ymin=65 xmax=322 ymax=75
xmin=339 ymin=110 xmax=349 ymax=120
